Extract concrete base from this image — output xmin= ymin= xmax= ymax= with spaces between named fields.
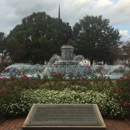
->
xmin=61 ymin=45 xmax=74 ymax=61
xmin=54 ymin=60 xmax=78 ymax=65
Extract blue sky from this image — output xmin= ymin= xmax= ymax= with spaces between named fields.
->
xmin=0 ymin=0 xmax=130 ymax=42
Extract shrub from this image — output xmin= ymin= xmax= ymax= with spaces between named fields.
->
xmin=110 ymin=73 xmax=130 ymax=119
xmin=0 ymin=88 xmax=126 ymax=118
xmin=0 ymin=72 xmax=128 ymax=119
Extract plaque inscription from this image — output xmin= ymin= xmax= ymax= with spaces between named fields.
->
xmin=27 ymin=104 xmax=101 ymax=126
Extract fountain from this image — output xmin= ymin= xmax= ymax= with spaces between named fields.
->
xmin=0 ymin=22 xmax=130 ymax=79
xmin=1 ymin=60 xmax=129 ymax=80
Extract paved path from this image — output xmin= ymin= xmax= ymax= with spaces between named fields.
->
xmin=0 ymin=117 xmax=130 ymax=130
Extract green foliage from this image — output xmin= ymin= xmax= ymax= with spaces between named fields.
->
xmin=7 ymin=39 xmax=26 ymax=62
xmin=0 ymin=88 xmax=126 ymax=118
xmin=73 ymin=15 xmax=121 ymax=64
xmin=0 ymin=75 xmax=128 ymax=119
xmin=110 ymin=72 xmax=130 ymax=118
xmin=122 ymin=41 xmax=130 ymax=58
xmin=6 ymin=13 xmax=121 ymax=64
xmin=0 ymin=63 xmax=11 ymax=76
xmin=0 ymin=32 xmax=8 ymax=63
xmin=0 ymin=78 xmax=22 ymax=117
xmin=8 ymin=12 xmax=66 ymax=64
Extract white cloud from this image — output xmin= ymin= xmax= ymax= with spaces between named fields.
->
xmin=105 ymin=0 xmax=130 ymax=25
xmin=119 ymin=30 xmax=130 ymax=42
xmin=0 ymin=0 xmax=130 ymax=41
xmin=120 ymin=30 xmax=128 ymax=36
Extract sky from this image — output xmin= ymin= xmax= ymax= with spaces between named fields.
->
xmin=0 ymin=0 xmax=130 ymax=42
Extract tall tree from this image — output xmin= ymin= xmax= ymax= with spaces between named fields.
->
xmin=72 ymin=15 xmax=121 ymax=64
xmin=0 ymin=32 xmax=8 ymax=63
xmin=9 ymin=12 xmax=66 ymax=64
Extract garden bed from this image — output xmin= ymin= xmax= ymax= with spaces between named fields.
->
xmin=0 ymin=72 xmax=130 ymax=119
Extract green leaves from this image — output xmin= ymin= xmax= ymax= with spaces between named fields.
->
xmin=0 ymin=32 xmax=8 ymax=63
xmin=0 ymin=87 xmax=126 ymax=118
xmin=0 ymin=70 xmax=129 ymax=119
xmin=5 ymin=12 xmax=122 ymax=64
xmin=73 ymin=15 xmax=121 ymax=64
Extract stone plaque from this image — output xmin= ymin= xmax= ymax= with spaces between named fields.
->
xmin=27 ymin=104 xmax=101 ymax=126
xmin=22 ymin=104 xmax=106 ymax=130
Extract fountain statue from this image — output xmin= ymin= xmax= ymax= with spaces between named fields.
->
xmin=41 ymin=22 xmax=90 ymax=78
xmin=65 ymin=22 xmax=72 ymax=45
xmin=53 ymin=22 xmax=78 ymax=65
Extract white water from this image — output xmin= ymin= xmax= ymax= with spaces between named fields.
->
xmin=1 ymin=62 xmax=129 ymax=79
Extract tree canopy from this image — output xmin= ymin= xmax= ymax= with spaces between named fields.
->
xmin=7 ymin=13 xmax=121 ymax=64
xmin=8 ymin=12 xmax=66 ymax=64
xmin=0 ymin=32 xmax=8 ymax=63
xmin=72 ymin=15 xmax=121 ymax=64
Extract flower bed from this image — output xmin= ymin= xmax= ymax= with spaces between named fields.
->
xmin=0 ymin=71 xmax=130 ymax=119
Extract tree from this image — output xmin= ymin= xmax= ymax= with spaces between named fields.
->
xmin=122 ymin=41 xmax=130 ymax=56
xmin=109 ymin=44 xmax=122 ymax=61
xmin=122 ymin=41 xmax=130 ymax=63
xmin=0 ymin=32 xmax=8 ymax=63
xmin=7 ymin=39 xmax=26 ymax=62
xmin=9 ymin=12 xmax=66 ymax=64
xmin=72 ymin=15 xmax=121 ymax=64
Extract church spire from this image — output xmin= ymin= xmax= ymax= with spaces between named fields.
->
xmin=58 ymin=4 xmax=60 ymax=19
